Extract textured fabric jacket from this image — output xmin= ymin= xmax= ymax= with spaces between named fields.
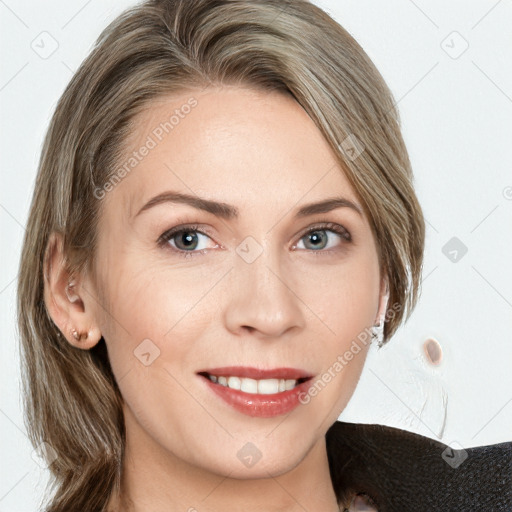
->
xmin=325 ymin=420 xmax=512 ymax=511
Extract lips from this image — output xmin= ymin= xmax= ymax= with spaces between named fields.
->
xmin=196 ymin=366 xmax=314 ymax=380
xmin=196 ymin=366 xmax=316 ymax=418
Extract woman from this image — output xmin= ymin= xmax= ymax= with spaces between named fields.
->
xmin=16 ymin=0 xmax=511 ymax=511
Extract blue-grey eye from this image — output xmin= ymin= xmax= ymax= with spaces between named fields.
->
xmin=296 ymin=227 xmax=349 ymax=251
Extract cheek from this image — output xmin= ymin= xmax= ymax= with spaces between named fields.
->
xmin=95 ymin=260 xmax=207 ymax=446
xmin=100 ymin=252 xmax=207 ymax=333
xmin=96 ymin=254 xmax=218 ymax=387
xmin=296 ymin=253 xmax=380 ymax=342
xmin=276 ymin=255 xmax=377 ymax=417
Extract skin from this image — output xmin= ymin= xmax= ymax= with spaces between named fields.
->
xmin=44 ymin=85 xmax=387 ymax=512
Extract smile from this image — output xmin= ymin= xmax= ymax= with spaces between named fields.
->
xmin=201 ymin=373 xmax=310 ymax=394
xmin=196 ymin=366 xmax=315 ymax=418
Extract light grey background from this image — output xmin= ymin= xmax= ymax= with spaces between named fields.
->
xmin=1 ymin=0 xmax=511 ymax=510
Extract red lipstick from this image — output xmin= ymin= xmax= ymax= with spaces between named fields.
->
xmin=197 ymin=366 xmax=313 ymax=380
xmin=197 ymin=366 xmax=314 ymax=418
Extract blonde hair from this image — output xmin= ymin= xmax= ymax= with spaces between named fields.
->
xmin=17 ymin=0 xmax=425 ymax=509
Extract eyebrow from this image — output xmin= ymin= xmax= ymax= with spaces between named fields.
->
xmin=134 ymin=191 xmax=363 ymax=219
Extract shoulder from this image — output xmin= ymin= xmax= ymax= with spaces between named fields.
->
xmin=326 ymin=420 xmax=512 ymax=511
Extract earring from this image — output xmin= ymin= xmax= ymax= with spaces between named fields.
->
xmin=71 ymin=328 xmax=89 ymax=342
xmin=371 ymin=318 xmax=385 ymax=348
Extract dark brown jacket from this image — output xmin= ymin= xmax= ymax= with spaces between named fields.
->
xmin=326 ymin=421 xmax=512 ymax=511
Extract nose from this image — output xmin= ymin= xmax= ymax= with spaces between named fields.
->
xmin=222 ymin=240 xmax=306 ymax=339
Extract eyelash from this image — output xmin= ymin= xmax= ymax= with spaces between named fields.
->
xmin=157 ymin=222 xmax=352 ymax=259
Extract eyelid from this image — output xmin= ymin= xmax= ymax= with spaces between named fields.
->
xmin=157 ymin=223 xmax=219 ymax=248
xmin=290 ymin=222 xmax=351 ymax=253
xmin=294 ymin=221 xmax=351 ymax=243
xmin=157 ymin=220 xmax=352 ymax=256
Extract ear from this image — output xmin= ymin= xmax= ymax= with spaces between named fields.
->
xmin=43 ymin=231 xmax=102 ymax=349
xmin=374 ymin=274 xmax=390 ymax=325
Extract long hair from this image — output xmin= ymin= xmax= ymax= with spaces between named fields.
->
xmin=17 ymin=0 xmax=425 ymax=509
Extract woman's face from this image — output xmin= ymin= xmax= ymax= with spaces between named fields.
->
xmin=89 ymin=85 xmax=386 ymax=478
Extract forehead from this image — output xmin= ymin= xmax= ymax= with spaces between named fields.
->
xmin=110 ymin=86 xmax=362 ymax=222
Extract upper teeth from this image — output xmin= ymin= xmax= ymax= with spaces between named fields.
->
xmin=208 ymin=375 xmax=299 ymax=394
